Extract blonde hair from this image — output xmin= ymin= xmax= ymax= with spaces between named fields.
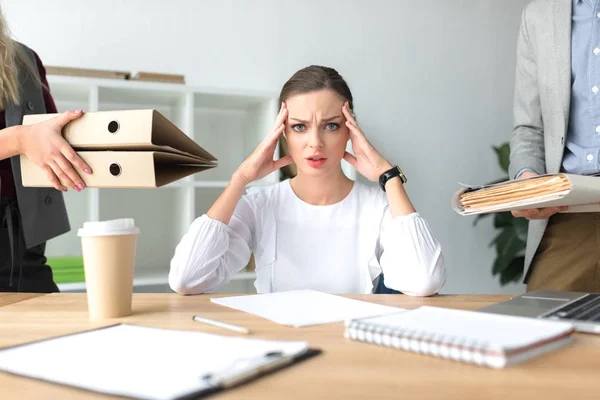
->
xmin=0 ymin=7 xmax=39 ymax=110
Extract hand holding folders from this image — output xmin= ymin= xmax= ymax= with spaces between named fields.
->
xmin=509 ymin=171 xmax=568 ymax=219
xmin=19 ymin=109 xmax=92 ymax=192
xmin=20 ymin=109 xmax=217 ymax=188
xmin=452 ymin=173 xmax=600 ymax=215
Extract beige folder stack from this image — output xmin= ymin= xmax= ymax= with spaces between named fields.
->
xmin=20 ymin=110 xmax=217 ymax=188
xmin=452 ymin=173 xmax=600 ymax=215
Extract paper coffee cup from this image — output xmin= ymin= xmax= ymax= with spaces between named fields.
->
xmin=78 ymin=219 xmax=140 ymax=319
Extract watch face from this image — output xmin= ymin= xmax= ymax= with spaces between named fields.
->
xmin=396 ymin=166 xmax=407 ymax=184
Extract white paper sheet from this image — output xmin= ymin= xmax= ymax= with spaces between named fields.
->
xmin=210 ymin=289 xmax=404 ymax=327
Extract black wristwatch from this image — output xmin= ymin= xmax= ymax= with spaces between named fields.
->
xmin=378 ymin=165 xmax=407 ymax=192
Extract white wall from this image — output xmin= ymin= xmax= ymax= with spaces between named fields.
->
xmin=2 ymin=0 xmax=530 ymax=294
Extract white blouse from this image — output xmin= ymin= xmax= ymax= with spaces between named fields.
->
xmin=169 ymin=180 xmax=446 ymax=296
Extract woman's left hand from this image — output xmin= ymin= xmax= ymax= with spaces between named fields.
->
xmin=341 ymin=102 xmax=393 ymax=182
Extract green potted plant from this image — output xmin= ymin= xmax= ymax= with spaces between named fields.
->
xmin=473 ymin=143 xmax=529 ymax=285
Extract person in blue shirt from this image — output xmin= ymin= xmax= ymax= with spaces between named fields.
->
xmin=509 ymin=0 xmax=600 ymax=292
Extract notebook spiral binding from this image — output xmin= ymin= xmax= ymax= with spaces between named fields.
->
xmin=344 ymin=320 xmax=492 ymax=366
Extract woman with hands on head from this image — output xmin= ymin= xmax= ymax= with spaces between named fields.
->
xmin=0 ymin=6 xmax=92 ymax=292
xmin=169 ymin=65 xmax=445 ymax=296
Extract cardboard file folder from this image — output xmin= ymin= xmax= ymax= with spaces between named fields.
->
xmin=20 ymin=109 xmax=217 ymax=188
xmin=452 ymin=173 xmax=600 ymax=215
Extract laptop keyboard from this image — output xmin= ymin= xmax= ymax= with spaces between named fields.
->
xmin=546 ymin=294 xmax=600 ymax=322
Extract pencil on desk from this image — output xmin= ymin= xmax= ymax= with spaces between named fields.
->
xmin=192 ymin=315 xmax=250 ymax=334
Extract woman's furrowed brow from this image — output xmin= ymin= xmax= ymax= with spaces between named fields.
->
xmin=289 ymin=115 xmax=341 ymax=123
xmin=289 ymin=117 xmax=309 ymax=123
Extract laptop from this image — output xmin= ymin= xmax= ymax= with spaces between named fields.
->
xmin=479 ymin=290 xmax=600 ymax=334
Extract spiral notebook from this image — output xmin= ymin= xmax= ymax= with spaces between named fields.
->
xmin=344 ymin=306 xmax=575 ymax=368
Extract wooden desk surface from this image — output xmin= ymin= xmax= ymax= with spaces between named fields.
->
xmin=0 ymin=293 xmax=45 ymax=307
xmin=0 ymin=293 xmax=598 ymax=400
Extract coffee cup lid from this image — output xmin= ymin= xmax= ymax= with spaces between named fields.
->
xmin=77 ymin=218 xmax=140 ymax=237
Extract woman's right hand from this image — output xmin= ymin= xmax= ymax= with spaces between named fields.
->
xmin=234 ymin=103 xmax=293 ymax=185
xmin=511 ymin=170 xmax=567 ymax=219
xmin=19 ymin=110 xmax=93 ymax=192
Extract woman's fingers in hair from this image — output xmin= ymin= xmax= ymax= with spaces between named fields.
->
xmin=342 ymin=102 xmax=366 ymax=141
xmin=345 ymin=119 xmax=367 ymax=144
xmin=267 ymin=121 xmax=286 ymax=144
xmin=255 ymin=122 xmax=285 ymax=161
xmin=342 ymin=102 xmax=358 ymax=126
xmin=270 ymin=103 xmax=288 ymax=133
xmin=262 ymin=105 xmax=287 ymax=145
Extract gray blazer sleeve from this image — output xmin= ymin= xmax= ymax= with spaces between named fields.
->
xmin=509 ymin=5 xmax=547 ymax=179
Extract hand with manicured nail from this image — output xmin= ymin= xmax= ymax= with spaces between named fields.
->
xmin=235 ymin=103 xmax=294 ymax=185
xmin=341 ymin=102 xmax=393 ymax=182
xmin=511 ymin=171 xmax=568 ymax=219
xmin=19 ymin=109 xmax=92 ymax=192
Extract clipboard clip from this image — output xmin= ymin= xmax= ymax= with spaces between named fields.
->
xmin=201 ymin=351 xmax=295 ymax=389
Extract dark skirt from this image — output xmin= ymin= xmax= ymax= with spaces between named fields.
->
xmin=0 ymin=196 xmax=59 ymax=293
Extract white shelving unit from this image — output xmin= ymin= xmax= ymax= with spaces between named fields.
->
xmin=46 ymin=75 xmax=356 ymax=293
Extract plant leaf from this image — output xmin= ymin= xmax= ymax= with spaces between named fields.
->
xmin=472 ymin=213 xmax=491 ymax=226
xmin=493 ymin=212 xmax=514 ymax=228
xmin=493 ymin=143 xmax=511 ymax=173
xmin=512 ymin=217 xmax=529 ymax=242
xmin=492 ymin=231 xmax=526 ymax=275
xmin=492 ymin=229 xmax=511 ymax=253
xmin=500 ymin=256 xmax=525 ymax=285
xmin=488 ymin=230 xmax=505 ymax=248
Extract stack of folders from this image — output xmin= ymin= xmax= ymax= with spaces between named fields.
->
xmin=451 ymin=173 xmax=600 ymax=215
xmin=20 ymin=110 xmax=217 ymax=188
xmin=344 ymin=306 xmax=575 ymax=368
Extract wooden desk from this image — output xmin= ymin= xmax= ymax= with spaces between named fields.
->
xmin=0 ymin=293 xmax=45 ymax=307
xmin=1 ymin=293 xmax=598 ymax=400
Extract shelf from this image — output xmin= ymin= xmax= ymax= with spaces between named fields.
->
xmin=45 ymin=190 xmax=91 ymax=258
xmin=47 ymin=75 xmax=277 ymax=103
xmin=195 ymin=93 xmax=270 ymax=110
xmin=48 ymin=75 xmax=189 ymax=95
xmin=98 ymin=86 xmax=185 ymax=108
xmin=195 ymin=187 xmax=224 ymax=218
xmin=48 ymin=80 xmax=91 ymax=104
xmin=57 ymin=271 xmax=257 ymax=292
xmin=98 ymin=188 xmax=188 ymax=276
xmin=232 ymin=272 xmax=257 ymax=281
xmin=192 ymin=180 xmax=229 ymax=188
xmin=96 ymin=87 xmax=188 ymax=133
xmin=193 ymin=93 xmax=278 ymax=185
